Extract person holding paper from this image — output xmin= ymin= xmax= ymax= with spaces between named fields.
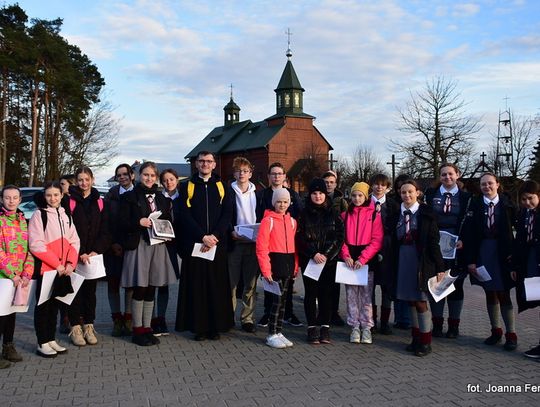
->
xmin=464 ymin=173 xmax=518 ymax=351
xmin=104 ymin=164 xmax=135 ymax=338
xmin=340 ymin=182 xmax=383 ymax=345
xmin=120 ymin=162 xmax=179 ymax=347
xmin=394 ymin=179 xmax=445 ymax=357
xmin=297 ymin=178 xmax=344 ymax=345
xmin=150 ymin=168 xmax=181 ymax=337
xmin=369 ymin=173 xmax=400 ymax=335
xmin=424 ymin=163 xmax=472 ymax=339
xmin=175 ymin=151 xmax=234 ymax=341
xmin=0 ymin=185 xmax=34 ymax=368
xmin=63 ymin=166 xmax=111 ymax=347
xmin=228 ymin=157 xmax=260 ymax=333
xmin=512 ymin=180 xmax=540 ymax=358
xmin=29 ymin=181 xmax=80 ymax=358
xmin=256 ymin=188 xmax=298 ymax=349
xmin=256 ymin=162 xmax=303 ymax=329
xmin=322 ymin=170 xmax=348 ymax=327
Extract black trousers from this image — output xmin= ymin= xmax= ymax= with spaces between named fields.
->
xmin=68 ymin=279 xmax=97 ymax=325
xmin=302 ymin=264 xmax=335 ymax=326
xmin=264 ymin=278 xmax=294 ymax=318
xmin=0 ymin=313 xmax=16 ymax=344
xmin=34 ymin=276 xmax=59 ymax=344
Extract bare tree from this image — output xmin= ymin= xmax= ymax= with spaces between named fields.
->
xmin=60 ymin=96 xmax=120 ymax=173
xmin=350 ymin=144 xmax=386 ymax=182
xmin=392 ymin=76 xmax=483 ymax=178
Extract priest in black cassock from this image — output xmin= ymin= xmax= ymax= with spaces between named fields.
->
xmin=175 ymin=151 xmax=234 ymax=340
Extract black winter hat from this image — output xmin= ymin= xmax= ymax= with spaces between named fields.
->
xmin=309 ymin=178 xmax=328 ymax=195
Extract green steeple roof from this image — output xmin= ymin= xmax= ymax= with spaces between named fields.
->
xmin=275 ymin=59 xmax=305 ymax=92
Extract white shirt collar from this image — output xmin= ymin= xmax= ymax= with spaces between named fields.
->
xmin=440 ymin=184 xmax=459 ymax=196
xmin=371 ymin=194 xmax=386 ymax=205
xmin=483 ymin=195 xmax=499 ymax=206
xmin=119 ymin=185 xmax=133 ymax=195
xmin=162 ymin=190 xmax=179 ymax=200
xmin=401 ymin=202 xmax=419 ymax=215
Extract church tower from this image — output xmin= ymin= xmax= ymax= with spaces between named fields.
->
xmin=223 ymin=85 xmax=240 ymax=127
xmin=274 ymin=39 xmax=305 ymax=117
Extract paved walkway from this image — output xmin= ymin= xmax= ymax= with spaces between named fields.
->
xmin=1 ymin=277 xmax=539 ymax=407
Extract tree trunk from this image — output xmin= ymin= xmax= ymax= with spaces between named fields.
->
xmin=0 ymin=69 xmax=8 ymax=187
xmin=29 ymin=78 xmax=39 ymax=187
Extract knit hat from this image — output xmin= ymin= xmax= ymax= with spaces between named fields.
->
xmin=308 ymin=178 xmax=328 ymax=195
xmin=272 ymin=188 xmax=291 ymax=206
xmin=351 ymin=182 xmax=369 ymax=198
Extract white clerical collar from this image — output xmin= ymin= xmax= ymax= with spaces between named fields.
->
xmin=401 ymin=202 xmax=419 ymax=215
xmin=119 ymin=185 xmax=133 ymax=195
xmin=483 ymin=195 xmax=499 ymax=206
xmin=440 ymin=184 xmax=459 ymax=196
xmin=371 ymin=194 xmax=386 ymax=205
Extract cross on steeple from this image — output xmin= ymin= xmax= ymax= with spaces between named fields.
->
xmin=503 ymin=95 xmax=510 ymax=110
xmin=285 ymin=28 xmax=293 ymax=60
xmin=229 ymin=83 xmax=234 ymax=100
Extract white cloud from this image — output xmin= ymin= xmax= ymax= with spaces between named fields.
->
xmin=452 ymin=3 xmax=481 ymax=17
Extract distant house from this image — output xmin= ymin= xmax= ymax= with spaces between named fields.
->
xmin=185 ymin=48 xmax=333 ymax=193
xmin=106 ymin=161 xmax=191 ymax=186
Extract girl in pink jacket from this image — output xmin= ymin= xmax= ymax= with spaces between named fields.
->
xmin=29 ymin=181 xmax=80 ymax=358
xmin=340 ymin=182 xmax=383 ymax=345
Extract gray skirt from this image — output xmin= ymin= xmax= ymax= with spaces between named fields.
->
xmin=396 ymin=244 xmax=428 ymax=302
xmin=121 ymin=239 xmax=179 ymax=288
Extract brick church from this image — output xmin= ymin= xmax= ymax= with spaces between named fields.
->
xmin=185 ymin=47 xmax=333 ymax=193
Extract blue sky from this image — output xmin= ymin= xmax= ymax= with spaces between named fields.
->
xmin=17 ymin=0 xmax=540 ymax=183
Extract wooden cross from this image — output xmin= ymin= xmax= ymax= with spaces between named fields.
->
xmin=386 ymin=154 xmax=400 ymax=185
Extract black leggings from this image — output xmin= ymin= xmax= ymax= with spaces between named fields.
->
xmin=133 ymin=286 xmax=156 ymax=301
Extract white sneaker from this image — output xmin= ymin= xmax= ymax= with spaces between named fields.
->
xmin=277 ymin=333 xmax=293 ymax=347
xmin=350 ymin=327 xmax=361 ymax=344
xmin=36 ymin=343 xmax=57 ymax=358
xmin=48 ymin=340 xmax=68 ymax=354
xmin=361 ymin=328 xmax=373 ymax=344
xmin=266 ymin=334 xmax=287 ymax=349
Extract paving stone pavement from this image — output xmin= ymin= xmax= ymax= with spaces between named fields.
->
xmin=1 ymin=277 xmax=539 ymax=407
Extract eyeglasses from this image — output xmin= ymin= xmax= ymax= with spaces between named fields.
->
xmin=235 ymin=169 xmax=251 ymax=174
xmin=197 ymin=160 xmax=215 ymax=164
xmin=270 ymin=172 xmax=284 ymax=176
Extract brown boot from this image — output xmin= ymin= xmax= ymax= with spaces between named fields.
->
xmin=2 ymin=342 xmax=22 ymax=362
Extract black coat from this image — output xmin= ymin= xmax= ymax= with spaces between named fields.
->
xmin=462 ymin=194 xmax=516 ymax=289
xmin=296 ymin=199 xmax=344 ymax=269
xmin=512 ymin=208 xmax=540 ymax=312
xmin=176 ymin=173 xmax=233 ymax=257
xmin=104 ymin=185 xmax=125 ymax=246
xmin=118 ymin=184 xmax=173 ymax=251
xmin=371 ymin=195 xmax=400 ymax=287
xmin=424 ymin=187 xmax=472 ymax=268
xmin=62 ymin=186 xmax=111 ymax=256
xmin=392 ymin=204 xmax=445 ymax=293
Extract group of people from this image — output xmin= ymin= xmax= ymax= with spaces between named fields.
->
xmin=1 ymin=151 xmax=539 ymax=369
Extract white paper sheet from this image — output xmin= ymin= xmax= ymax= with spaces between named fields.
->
xmin=55 ymin=272 xmax=86 ymax=305
xmin=303 ymin=259 xmax=326 ymax=281
xmin=38 ymin=270 xmax=57 ymax=305
xmin=335 ymin=262 xmax=368 ymax=286
xmin=262 ymin=279 xmax=281 ymax=295
xmin=234 ymin=223 xmax=260 ymax=242
xmin=191 ymin=243 xmax=217 ymax=261
xmin=76 ymin=254 xmax=106 ymax=280
xmin=428 ymin=269 xmax=457 ymax=302
xmin=439 ymin=231 xmax=458 ymax=259
xmin=475 ymin=265 xmax=492 ymax=282
xmin=0 ymin=280 xmax=36 ymax=316
xmin=524 ymin=276 xmax=540 ymax=301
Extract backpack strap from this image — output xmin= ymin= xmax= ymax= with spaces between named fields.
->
xmin=187 ymin=180 xmax=225 ymax=208
xmin=40 ymin=208 xmax=48 ymax=231
xmin=97 ymin=197 xmax=104 ymax=212
xmin=69 ymin=198 xmax=76 ymax=214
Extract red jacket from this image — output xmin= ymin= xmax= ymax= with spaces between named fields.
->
xmin=340 ymin=202 xmax=383 ymax=266
xmin=256 ymin=210 xmax=298 ymax=279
